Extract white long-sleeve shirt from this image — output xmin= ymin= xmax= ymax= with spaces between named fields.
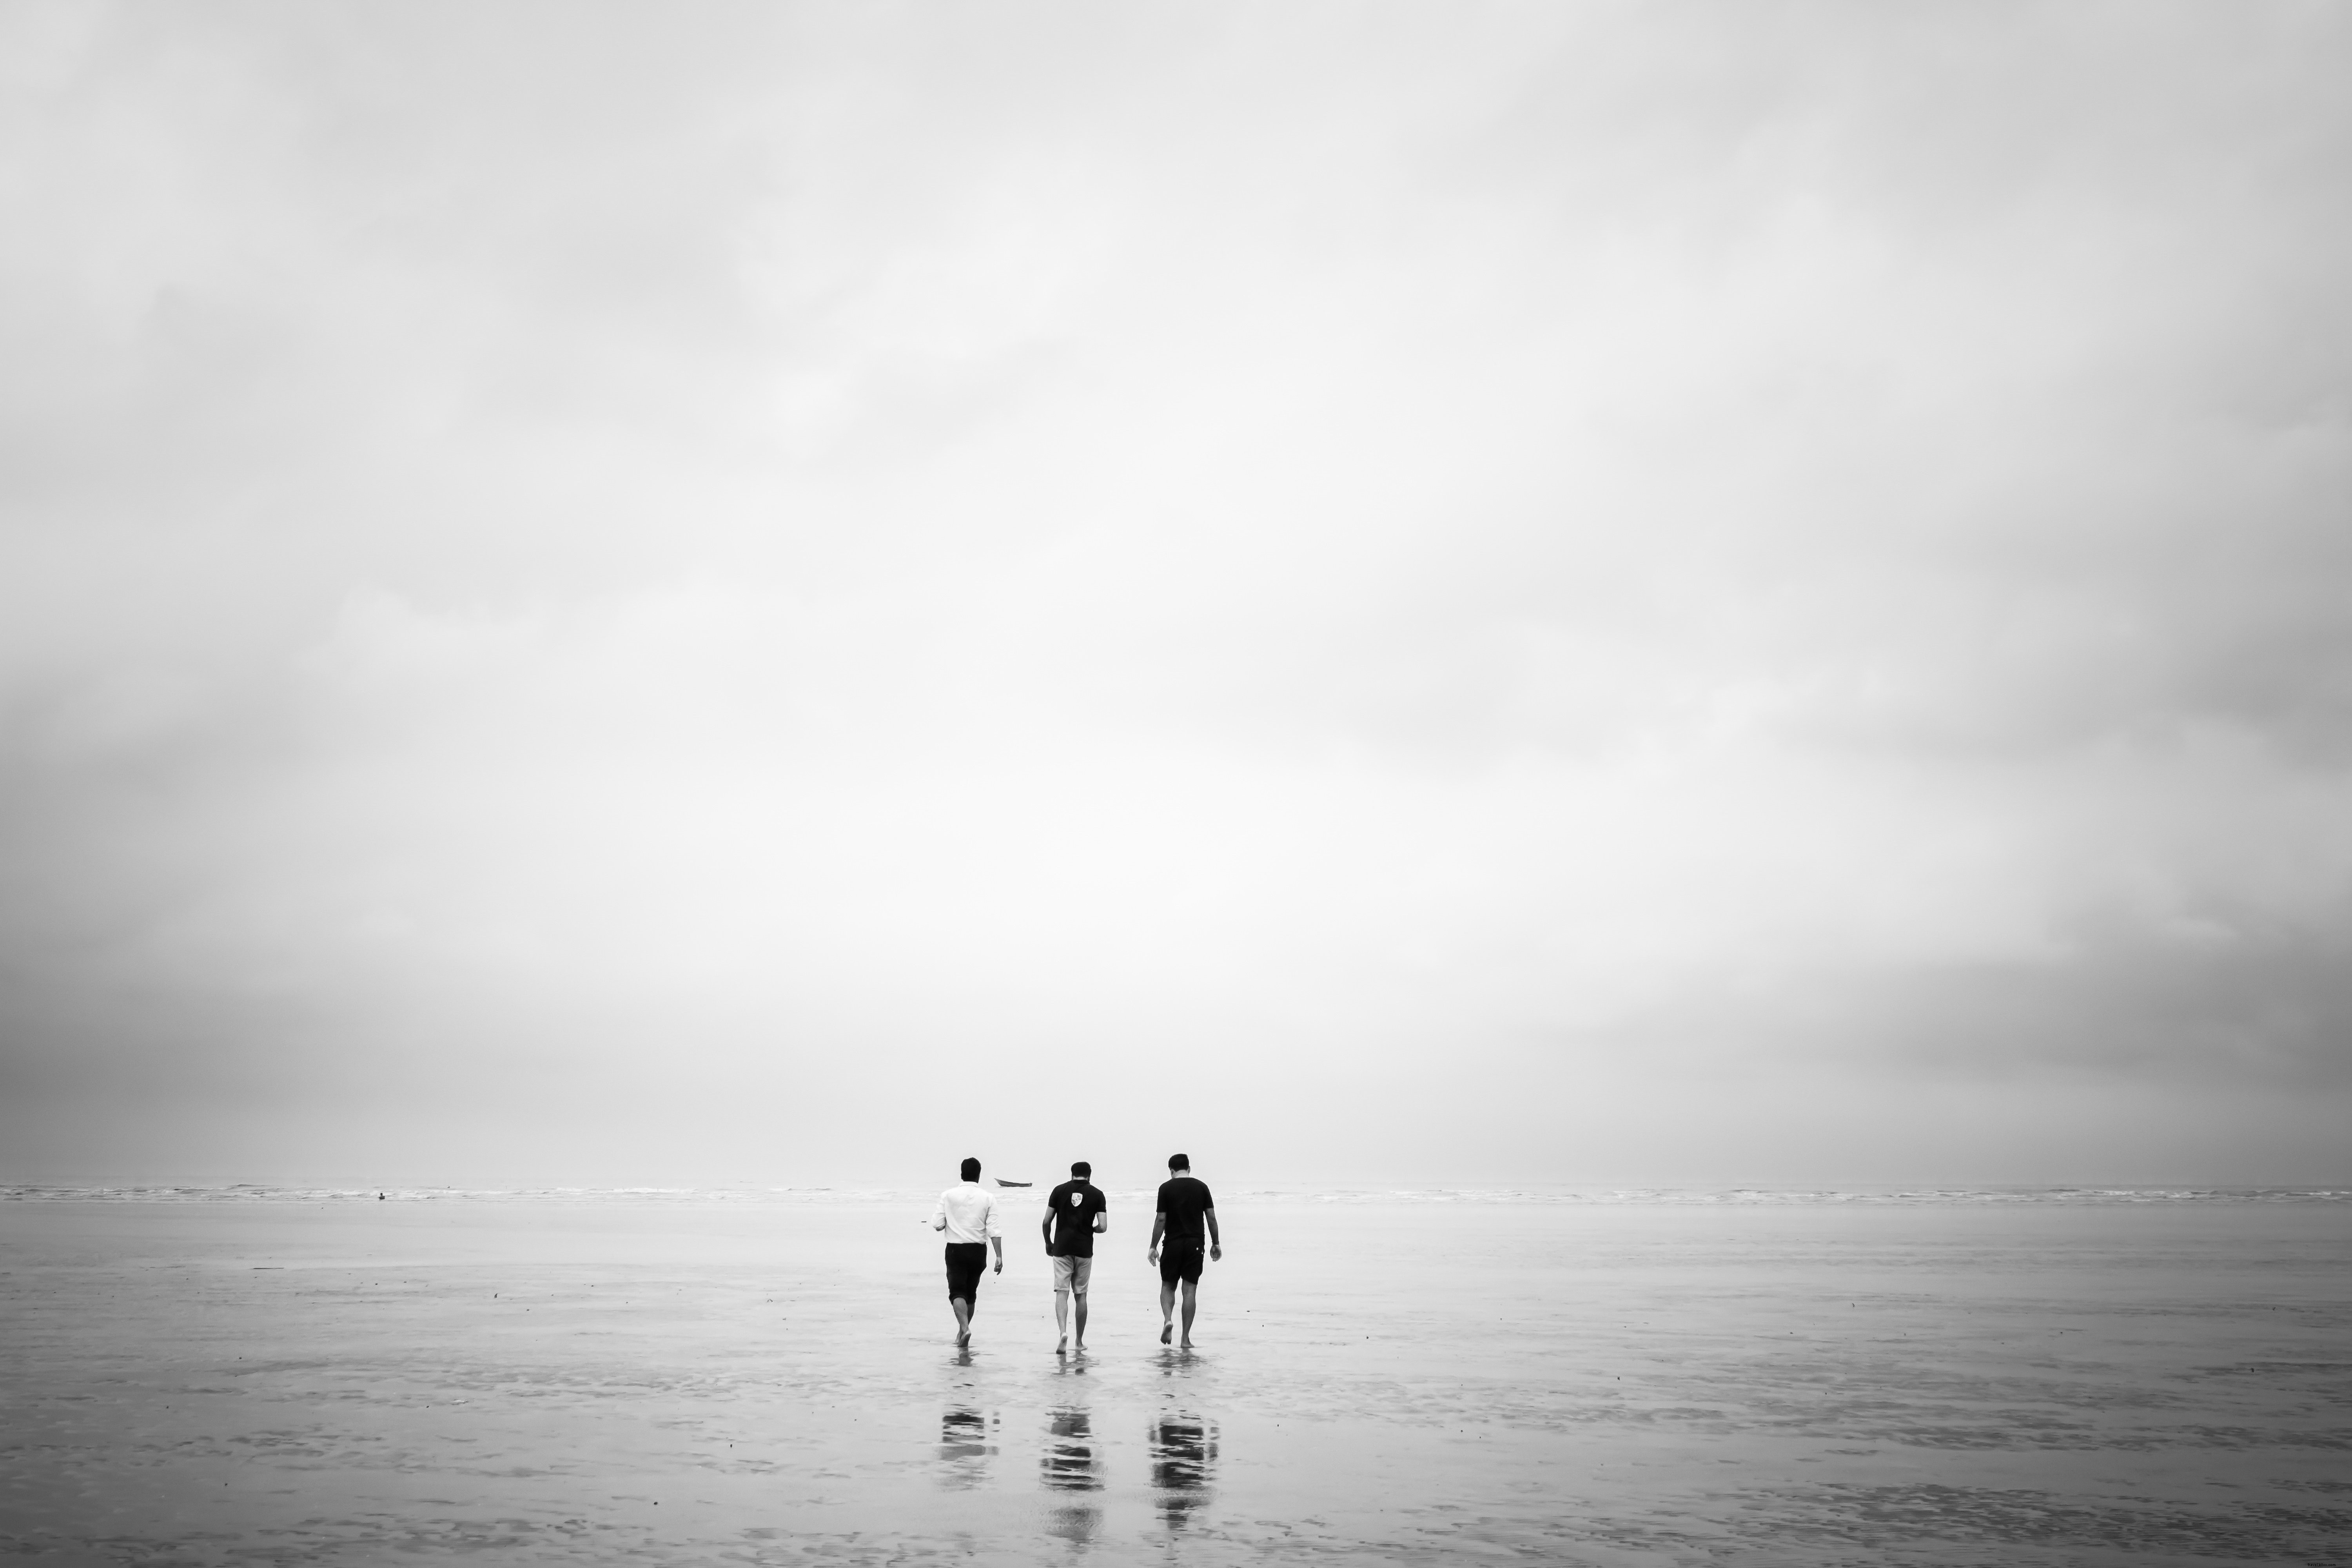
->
xmin=933 ymin=1182 xmax=1000 ymax=1245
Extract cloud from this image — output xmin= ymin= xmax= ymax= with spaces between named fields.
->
xmin=1 ymin=2 xmax=2348 ymax=1183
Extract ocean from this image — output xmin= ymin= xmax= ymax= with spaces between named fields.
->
xmin=2 ymin=1187 xmax=2347 ymax=1564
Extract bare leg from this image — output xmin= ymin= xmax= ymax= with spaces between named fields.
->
xmin=951 ymin=1296 xmax=973 ymax=1344
xmin=1159 ymin=1279 xmax=1176 ymax=1343
xmin=1053 ymin=1289 xmax=1069 ymax=1351
xmin=1073 ymin=1292 xmax=1089 ymax=1348
xmin=1179 ymin=1278 xmax=1198 ymax=1348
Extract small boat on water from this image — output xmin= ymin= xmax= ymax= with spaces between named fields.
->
xmin=993 ymin=1178 xmax=1033 ymax=1188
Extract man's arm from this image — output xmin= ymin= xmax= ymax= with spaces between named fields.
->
xmin=1205 ymin=1206 xmax=1221 ymax=1260
xmin=1148 ymin=1211 xmax=1166 ymax=1259
xmin=931 ymin=1194 xmax=947 ymax=1232
xmin=1041 ymin=1207 xmax=1056 ymax=1249
xmin=990 ymin=1234 xmax=1004 ymax=1273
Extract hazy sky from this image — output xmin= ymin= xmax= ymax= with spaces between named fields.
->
xmin=3 ymin=2 xmax=2347 ymax=1187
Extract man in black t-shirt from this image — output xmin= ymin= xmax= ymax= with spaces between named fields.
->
xmin=1041 ymin=1161 xmax=1109 ymax=1353
xmin=1147 ymin=1153 xmax=1221 ymax=1348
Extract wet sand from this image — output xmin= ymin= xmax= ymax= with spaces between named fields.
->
xmin=2 ymin=1194 xmax=2347 ymax=1565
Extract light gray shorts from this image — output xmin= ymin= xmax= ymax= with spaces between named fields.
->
xmin=1051 ymin=1255 xmax=1094 ymax=1294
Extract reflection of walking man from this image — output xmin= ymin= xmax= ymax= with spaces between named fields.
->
xmin=1042 ymin=1160 xmax=1108 ymax=1354
xmin=1149 ymin=1414 xmax=1218 ymax=1529
xmin=932 ymin=1156 xmax=1003 ymax=1345
xmin=1146 ymin=1153 xmax=1221 ymax=1347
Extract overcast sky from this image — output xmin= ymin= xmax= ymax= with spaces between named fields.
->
xmin=2 ymin=2 xmax=2347 ymax=1188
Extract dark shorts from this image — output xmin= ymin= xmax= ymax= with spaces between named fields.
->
xmin=1159 ymin=1240 xmax=1205 ymax=1285
xmin=944 ymin=1242 xmax=987 ymax=1301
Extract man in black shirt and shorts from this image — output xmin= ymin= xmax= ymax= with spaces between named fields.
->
xmin=1147 ymin=1153 xmax=1221 ymax=1348
xmin=1041 ymin=1160 xmax=1108 ymax=1354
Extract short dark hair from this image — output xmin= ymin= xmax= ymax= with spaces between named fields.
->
xmin=960 ymin=1156 xmax=981 ymax=1182
xmin=1071 ymin=1161 xmax=1091 ymax=1177
xmin=1168 ymin=1153 xmax=1190 ymax=1172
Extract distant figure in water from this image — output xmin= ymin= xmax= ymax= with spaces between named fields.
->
xmin=931 ymin=1157 xmax=1002 ymax=1346
xmin=1041 ymin=1160 xmax=1109 ymax=1354
xmin=1147 ymin=1154 xmax=1221 ymax=1348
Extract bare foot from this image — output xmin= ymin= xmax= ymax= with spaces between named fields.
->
xmin=956 ymin=1330 xmax=970 ymax=1347
xmin=1180 ymin=1339 xmax=1193 ymax=1350
xmin=1055 ymin=1334 xmax=1067 ymax=1354
xmin=1160 ymin=1322 xmax=1173 ymax=1344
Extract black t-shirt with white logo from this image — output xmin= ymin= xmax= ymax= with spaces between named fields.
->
xmin=1155 ymin=1175 xmax=1215 ymax=1246
xmin=1045 ymin=1180 xmax=1107 ymax=1258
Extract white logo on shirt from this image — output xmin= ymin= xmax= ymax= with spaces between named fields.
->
xmin=1069 ymin=1192 xmax=1083 ymax=1207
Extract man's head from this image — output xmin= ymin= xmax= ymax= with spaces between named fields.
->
xmin=960 ymin=1156 xmax=982 ymax=1183
xmin=1071 ymin=1161 xmax=1091 ymax=1178
xmin=1168 ymin=1153 xmax=1190 ymax=1174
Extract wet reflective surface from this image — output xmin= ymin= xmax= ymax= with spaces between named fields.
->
xmin=936 ymin=1407 xmax=993 ymax=1489
xmin=1040 ymin=1408 xmax=1103 ymax=1494
xmin=1147 ymin=1413 xmax=1216 ymax=1530
xmin=1039 ymin=1408 xmax=1104 ymax=1544
xmin=2 ymin=1196 xmax=2348 ymax=1564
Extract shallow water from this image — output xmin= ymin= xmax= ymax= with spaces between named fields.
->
xmin=2 ymin=1194 xmax=2347 ymax=1565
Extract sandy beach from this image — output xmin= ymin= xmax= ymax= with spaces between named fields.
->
xmin=2 ymin=1192 xmax=2347 ymax=1566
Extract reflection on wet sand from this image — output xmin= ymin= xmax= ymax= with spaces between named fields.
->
xmin=937 ymin=1406 xmax=993 ymax=1490
xmin=1040 ymin=1407 xmax=1103 ymax=1543
xmin=1041 ymin=1408 xmax=1103 ymax=1492
xmin=1148 ymin=1414 xmax=1217 ymax=1530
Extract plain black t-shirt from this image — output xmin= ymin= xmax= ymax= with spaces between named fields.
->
xmin=1155 ymin=1175 xmax=1215 ymax=1245
xmin=1045 ymin=1180 xmax=1107 ymax=1258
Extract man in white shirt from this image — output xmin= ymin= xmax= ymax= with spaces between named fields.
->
xmin=931 ymin=1156 xmax=1004 ymax=1345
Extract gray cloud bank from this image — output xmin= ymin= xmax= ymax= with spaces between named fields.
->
xmin=2 ymin=2 xmax=2348 ymax=1185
